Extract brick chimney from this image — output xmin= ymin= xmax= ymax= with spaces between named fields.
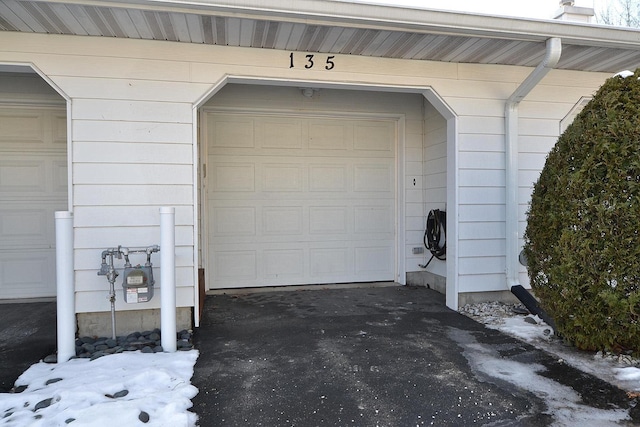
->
xmin=553 ymin=0 xmax=595 ymax=23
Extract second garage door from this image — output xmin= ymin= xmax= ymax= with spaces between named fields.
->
xmin=205 ymin=111 xmax=397 ymax=289
xmin=0 ymin=105 xmax=67 ymax=299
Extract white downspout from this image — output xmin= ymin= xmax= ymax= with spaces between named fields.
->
xmin=505 ymin=37 xmax=562 ymax=290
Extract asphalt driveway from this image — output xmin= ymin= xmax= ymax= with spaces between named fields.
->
xmin=191 ymin=285 xmax=636 ymax=426
xmin=0 ymin=301 xmax=56 ymax=392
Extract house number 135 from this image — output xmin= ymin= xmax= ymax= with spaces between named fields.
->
xmin=289 ymin=53 xmax=335 ymax=70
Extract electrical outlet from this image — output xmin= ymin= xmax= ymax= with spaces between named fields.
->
xmin=412 ymin=247 xmax=424 ymax=254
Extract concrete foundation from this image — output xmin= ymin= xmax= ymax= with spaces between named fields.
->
xmin=458 ymin=290 xmax=521 ymax=307
xmin=77 ymin=307 xmax=192 ymax=337
xmin=406 ymin=271 xmax=446 ymax=294
xmin=407 ymin=271 xmax=525 ymax=308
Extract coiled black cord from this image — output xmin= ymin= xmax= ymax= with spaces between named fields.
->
xmin=419 ymin=209 xmax=446 ymax=269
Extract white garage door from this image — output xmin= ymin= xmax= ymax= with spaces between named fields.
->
xmin=205 ymin=111 xmax=396 ymax=289
xmin=0 ymin=105 xmax=67 ymax=299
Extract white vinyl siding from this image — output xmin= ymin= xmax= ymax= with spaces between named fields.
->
xmin=0 ymin=31 xmax=611 ymax=313
xmin=71 ymin=98 xmax=196 ymax=313
xmin=418 ymin=101 xmax=447 ymax=277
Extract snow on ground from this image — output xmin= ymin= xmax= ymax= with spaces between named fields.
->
xmin=459 ymin=302 xmax=640 ymax=394
xmin=0 ymin=350 xmax=198 ymax=427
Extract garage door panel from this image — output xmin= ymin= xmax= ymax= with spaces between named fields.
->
xmin=210 ymin=116 xmax=255 ymax=148
xmin=310 ymin=247 xmax=350 ymax=277
xmin=354 ymin=122 xmax=395 ymax=152
xmin=354 ymin=163 xmax=393 ymax=193
xmin=206 ymin=112 xmax=396 ymax=289
xmin=53 ymin=113 xmax=67 ymax=143
xmin=0 ymin=111 xmax=45 ymax=143
xmin=263 ymin=164 xmax=303 ymax=191
xmin=211 ymin=163 xmax=255 ymax=192
xmin=308 ymin=120 xmax=351 ymax=150
xmin=211 ymin=207 xmax=256 ymax=237
xmin=309 ymin=164 xmax=347 ymax=192
xmin=0 ymin=160 xmax=46 ymax=193
xmin=262 ymin=206 xmax=303 ymax=235
xmin=264 ymin=249 xmax=305 ymax=280
xmin=213 ymin=250 xmax=257 ymax=281
xmin=0 ymin=205 xmax=56 ymax=247
xmin=354 ymin=205 xmax=394 ymax=234
xmin=355 ymin=246 xmax=394 ymax=275
xmin=259 ymin=119 xmax=303 ymax=149
xmin=0 ymin=250 xmax=55 ymax=298
xmin=309 ymin=206 xmax=348 ymax=234
xmin=52 ymin=159 xmax=69 ymax=193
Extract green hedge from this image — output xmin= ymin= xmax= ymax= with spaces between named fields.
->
xmin=523 ymin=70 xmax=640 ymax=354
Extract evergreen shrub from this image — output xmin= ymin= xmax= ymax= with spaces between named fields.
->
xmin=523 ymin=70 xmax=640 ymax=354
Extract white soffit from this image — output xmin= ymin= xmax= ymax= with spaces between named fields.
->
xmin=1 ymin=0 xmax=640 ymax=73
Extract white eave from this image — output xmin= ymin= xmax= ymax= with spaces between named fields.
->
xmin=2 ymin=0 xmax=640 ymax=73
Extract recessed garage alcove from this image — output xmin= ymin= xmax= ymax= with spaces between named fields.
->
xmin=0 ymin=65 xmax=68 ymax=301
xmin=197 ymin=82 xmax=452 ymax=300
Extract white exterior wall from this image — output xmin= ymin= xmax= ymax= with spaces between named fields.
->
xmin=420 ymin=101 xmax=448 ymax=277
xmin=453 ymin=65 xmax=609 ymax=294
xmin=0 ymin=31 xmax=610 ymax=315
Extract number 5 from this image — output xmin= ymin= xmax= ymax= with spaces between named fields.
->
xmin=325 ymin=56 xmax=335 ymax=70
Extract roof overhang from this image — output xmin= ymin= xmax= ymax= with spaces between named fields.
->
xmin=2 ymin=0 xmax=640 ymax=73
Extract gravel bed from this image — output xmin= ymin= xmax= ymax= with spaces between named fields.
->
xmin=42 ymin=329 xmax=194 ymax=363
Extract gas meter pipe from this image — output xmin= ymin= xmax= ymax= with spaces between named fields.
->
xmin=160 ymin=207 xmax=177 ymax=352
xmin=55 ymin=211 xmax=75 ymax=363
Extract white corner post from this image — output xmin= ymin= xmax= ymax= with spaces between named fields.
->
xmin=160 ymin=207 xmax=177 ymax=352
xmin=55 ymin=211 xmax=75 ymax=363
xmin=505 ymin=37 xmax=562 ymax=290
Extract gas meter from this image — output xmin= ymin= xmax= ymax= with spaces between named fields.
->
xmin=119 ymin=245 xmax=159 ymax=304
xmin=123 ymin=265 xmax=154 ymax=303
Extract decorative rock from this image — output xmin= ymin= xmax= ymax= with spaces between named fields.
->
xmin=524 ymin=316 xmax=538 ymax=325
xmin=80 ymin=336 xmax=96 ymax=344
xmin=70 ymin=330 xmax=193 ymax=360
xmin=138 ymin=411 xmax=150 ymax=423
xmin=113 ymin=389 xmax=129 ymax=398
xmin=45 ymin=378 xmax=63 ymax=386
xmin=65 ymin=418 xmax=76 ymax=424
xmin=12 ymin=385 xmax=27 ymax=393
xmin=44 ymin=354 xmax=58 ymax=364
xmin=34 ymin=398 xmax=53 ymax=411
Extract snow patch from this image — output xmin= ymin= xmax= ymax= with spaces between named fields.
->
xmin=1 ymin=350 xmax=199 ymax=427
xmin=615 ymin=70 xmax=634 ymax=78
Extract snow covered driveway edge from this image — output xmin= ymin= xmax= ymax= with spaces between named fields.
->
xmin=1 ymin=350 xmax=199 ymax=427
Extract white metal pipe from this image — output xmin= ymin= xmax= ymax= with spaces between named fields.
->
xmin=55 ymin=211 xmax=75 ymax=363
xmin=160 ymin=207 xmax=177 ymax=352
xmin=505 ymin=37 xmax=562 ymax=289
